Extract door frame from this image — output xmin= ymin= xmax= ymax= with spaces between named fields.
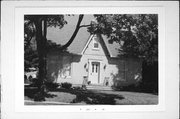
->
xmin=88 ymin=59 xmax=102 ymax=84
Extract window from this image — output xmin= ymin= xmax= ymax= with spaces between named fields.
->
xmin=94 ymin=42 xmax=99 ymax=48
xmin=93 ymin=36 xmax=99 ymax=49
xmin=92 ymin=64 xmax=94 ymax=72
xmin=62 ymin=64 xmax=71 ymax=76
xmin=60 ymin=56 xmax=72 ymax=78
xmin=91 ymin=62 xmax=99 ymax=73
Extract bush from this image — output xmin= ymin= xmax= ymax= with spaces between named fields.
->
xmin=61 ymin=82 xmax=72 ymax=89
xmin=34 ymin=91 xmax=46 ymax=101
xmin=72 ymin=86 xmax=83 ymax=90
xmin=139 ymin=82 xmax=158 ymax=94
xmin=112 ymin=82 xmax=158 ymax=94
xmin=112 ymin=82 xmax=141 ymax=92
xmin=30 ymin=78 xmax=39 ymax=87
xmin=45 ymin=82 xmax=60 ymax=90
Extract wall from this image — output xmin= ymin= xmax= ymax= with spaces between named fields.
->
xmin=46 ymin=34 xmax=142 ymax=86
xmin=111 ymin=57 xmax=142 ymax=87
xmin=47 ymin=52 xmax=142 ymax=87
xmin=83 ymin=35 xmax=108 ymax=56
xmin=46 ymin=52 xmax=81 ymax=84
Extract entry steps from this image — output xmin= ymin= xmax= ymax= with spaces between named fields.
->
xmin=86 ymin=85 xmax=112 ymax=91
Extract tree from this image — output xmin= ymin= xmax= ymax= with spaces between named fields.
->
xmin=89 ymin=14 xmax=158 ymax=93
xmin=88 ymin=14 xmax=158 ymax=63
xmin=25 ymin=15 xmax=67 ymax=88
xmin=24 ymin=15 xmax=84 ymax=100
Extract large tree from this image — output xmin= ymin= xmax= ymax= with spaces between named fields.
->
xmin=25 ymin=15 xmax=84 ymax=100
xmin=88 ymin=14 xmax=158 ymax=63
xmin=88 ymin=14 xmax=158 ymax=93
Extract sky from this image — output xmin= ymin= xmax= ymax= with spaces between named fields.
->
xmin=47 ymin=15 xmax=94 ymax=45
xmin=47 ymin=15 xmax=95 ymax=54
xmin=46 ymin=14 xmax=120 ymax=56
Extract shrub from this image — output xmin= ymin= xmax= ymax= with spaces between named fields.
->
xmin=112 ymin=82 xmax=141 ymax=92
xmin=34 ymin=91 xmax=45 ymax=101
xmin=139 ymin=82 xmax=158 ymax=94
xmin=24 ymin=75 xmax=29 ymax=84
xmin=45 ymin=82 xmax=60 ymax=90
xmin=61 ymin=82 xmax=72 ymax=89
xmin=72 ymin=86 xmax=83 ymax=90
xmin=30 ymin=78 xmax=39 ymax=87
xmin=87 ymin=81 xmax=91 ymax=85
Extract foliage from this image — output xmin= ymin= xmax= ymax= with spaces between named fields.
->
xmin=46 ymin=40 xmax=68 ymax=52
xmin=45 ymin=82 xmax=60 ymax=90
xmin=88 ymin=14 xmax=158 ymax=63
xmin=24 ymin=20 xmax=36 ymax=49
xmin=24 ymin=50 xmax=39 ymax=71
xmin=141 ymin=61 xmax=158 ymax=94
xmin=34 ymin=85 xmax=47 ymax=101
xmin=25 ymin=15 xmax=67 ymax=29
xmin=30 ymin=78 xmax=39 ymax=87
xmin=24 ymin=15 xmax=67 ymax=53
xmin=61 ymin=82 xmax=72 ymax=89
xmin=112 ymin=81 xmax=158 ymax=94
xmin=112 ymin=83 xmax=140 ymax=91
xmin=72 ymin=86 xmax=83 ymax=90
xmin=24 ymin=15 xmax=67 ymax=70
xmin=24 ymin=15 xmax=84 ymax=102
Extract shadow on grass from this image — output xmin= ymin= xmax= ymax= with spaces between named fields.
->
xmin=25 ymin=86 xmax=124 ymax=104
xmin=112 ymin=83 xmax=158 ymax=95
xmin=25 ymin=85 xmax=124 ymax=104
xmin=50 ymin=88 xmax=124 ymax=105
xmin=24 ymin=86 xmax=57 ymax=101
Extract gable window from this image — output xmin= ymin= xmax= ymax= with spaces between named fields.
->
xmin=93 ymin=36 xmax=99 ymax=49
xmin=94 ymin=42 xmax=99 ymax=48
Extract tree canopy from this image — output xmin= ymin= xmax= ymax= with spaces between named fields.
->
xmin=88 ymin=14 xmax=158 ymax=63
xmin=24 ymin=15 xmax=84 ymax=96
xmin=24 ymin=15 xmax=67 ymax=71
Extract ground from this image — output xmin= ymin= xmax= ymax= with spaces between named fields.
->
xmin=25 ymin=87 xmax=158 ymax=105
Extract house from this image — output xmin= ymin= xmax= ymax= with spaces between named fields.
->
xmin=46 ymin=15 xmax=142 ymax=87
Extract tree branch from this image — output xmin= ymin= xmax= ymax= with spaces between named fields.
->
xmin=60 ymin=14 xmax=84 ymax=50
xmin=79 ymin=24 xmax=91 ymax=28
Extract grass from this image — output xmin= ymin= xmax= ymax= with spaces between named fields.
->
xmin=24 ymin=86 xmax=158 ymax=105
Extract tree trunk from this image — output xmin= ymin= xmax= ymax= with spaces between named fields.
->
xmin=32 ymin=15 xmax=84 ymax=101
xmin=34 ymin=17 xmax=47 ymax=91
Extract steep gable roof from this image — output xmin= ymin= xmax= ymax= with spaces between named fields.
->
xmin=81 ymin=34 xmax=94 ymax=55
xmin=47 ymin=15 xmax=121 ymax=57
xmin=81 ymin=34 xmax=111 ymax=57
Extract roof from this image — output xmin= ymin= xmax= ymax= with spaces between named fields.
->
xmin=47 ymin=15 xmax=121 ymax=57
xmin=81 ymin=34 xmax=111 ymax=57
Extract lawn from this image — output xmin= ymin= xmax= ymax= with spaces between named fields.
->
xmin=25 ymin=87 xmax=158 ymax=105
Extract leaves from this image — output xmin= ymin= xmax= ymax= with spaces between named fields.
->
xmin=46 ymin=15 xmax=67 ymax=28
xmin=89 ymin=14 xmax=158 ymax=62
xmin=24 ymin=15 xmax=67 ymax=71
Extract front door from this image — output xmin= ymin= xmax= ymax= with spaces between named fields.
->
xmin=89 ymin=62 xmax=100 ymax=84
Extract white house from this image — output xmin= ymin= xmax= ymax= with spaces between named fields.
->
xmin=46 ymin=15 xmax=142 ymax=87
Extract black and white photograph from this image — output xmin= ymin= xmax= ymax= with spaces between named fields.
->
xmin=24 ymin=14 xmax=158 ymax=105
xmin=1 ymin=1 xmax=179 ymax=119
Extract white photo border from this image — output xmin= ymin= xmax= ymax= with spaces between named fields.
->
xmin=1 ymin=1 xmax=179 ymax=119
xmin=15 ymin=4 xmax=165 ymax=113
